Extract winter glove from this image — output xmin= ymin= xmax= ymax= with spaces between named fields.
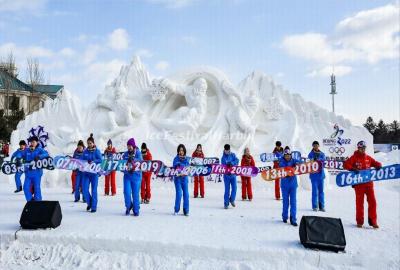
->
xmin=127 ymin=157 xmax=132 ymax=163
xmin=88 ymin=159 xmax=92 ymax=164
xmin=375 ymin=165 xmax=382 ymax=170
xmin=34 ymin=156 xmax=39 ymax=162
xmin=352 ymin=169 xmax=359 ymax=174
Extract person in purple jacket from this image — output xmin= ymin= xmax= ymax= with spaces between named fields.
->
xmin=122 ymin=138 xmax=143 ymax=216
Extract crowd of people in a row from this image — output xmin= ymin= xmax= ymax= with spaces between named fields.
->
xmin=9 ymin=135 xmax=382 ymax=228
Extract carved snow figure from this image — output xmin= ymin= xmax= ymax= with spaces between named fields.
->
xmin=151 ymin=77 xmax=208 ymax=132
xmin=223 ymin=83 xmax=259 ymax=149
xmin=97 ymin=85 xmax=143 ymax=129
xmin=263 ymin=97 xmax=283 ymax=120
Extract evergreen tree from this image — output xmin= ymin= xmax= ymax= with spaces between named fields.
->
xmin=0 ymin=110 xmax=7 ymax=140
xmin=0 ymin=95 xmax=25 ymax=141
xmin=363 ymin=116 xmax=377 ymax=135
xmin=389 ymin=120 xmax=400 ymax=143
xmin=375 ymin=119 xmax=388 ymax=143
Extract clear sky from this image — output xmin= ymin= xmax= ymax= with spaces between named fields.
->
xmin=0 ymin=0 xmax=398 ymax=125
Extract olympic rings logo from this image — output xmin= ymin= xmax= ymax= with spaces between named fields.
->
xmin=329 ymin=146 xmax=345 ymax=156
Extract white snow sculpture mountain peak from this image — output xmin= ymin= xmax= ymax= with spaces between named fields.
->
xmin=11 ymin=56 xmax=372 ymax=167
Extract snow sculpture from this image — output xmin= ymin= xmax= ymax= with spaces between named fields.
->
xmin=225 ymin=87 xmax=259 ymax=148
xmin=151 ymin=77 xmax=208 ymax=132
xmin=96 ymin=85 xmax=143 ymax=128
xmin=263 ymin=97 xmax=283 ymax=120
xmin=9 ymin=56 xmax=373 ymax=189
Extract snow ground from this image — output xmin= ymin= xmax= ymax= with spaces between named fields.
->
xmin=0 ymin=172 xmax=399 ymax=270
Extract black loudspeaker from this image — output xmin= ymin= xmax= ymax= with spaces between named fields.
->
xmin=19 ymin=201 xmax=62 ymax=229
xmin=299 ymin=216 xmax=346 ymax=252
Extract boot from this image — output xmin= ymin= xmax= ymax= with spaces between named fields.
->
xmin=371 ymin=224 xmax=379 ymax=229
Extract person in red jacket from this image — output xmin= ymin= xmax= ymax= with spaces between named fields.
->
xmin=273 ymin=141 xmax=284 ymax=200
xmin=104 ymin=139 xmax=117 ymax=196
xmin=141 ymin=143 xmax=153 ymax=204
xmin=344 ymin=141 xmax=382 ymax=229
xmin=241 ymin=147 xmax=255 ymax=201
xmin=3 ymin=142 xmax=10 ymax=157
xmin=192 ymin=144 xmax=205 ymax=198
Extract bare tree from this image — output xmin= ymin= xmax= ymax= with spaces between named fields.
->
xmin=0 ymin=52 xmax=18 ymax=77
xmin=26 ymin=57 xmax=44 ymax=87
xmin=26 ymin=57 xmax=45 ymax=113
xmin=0 ymin=51 xmax=18 ymax=119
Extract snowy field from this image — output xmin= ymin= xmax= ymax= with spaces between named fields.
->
xmin=0 ymin=167 xmax=399 ymax=269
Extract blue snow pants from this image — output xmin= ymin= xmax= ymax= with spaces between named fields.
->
xmin=23 ymin=170 xmax=42 ymax=201
xmin=223 ymin=175 xmax=237 ymax=207
xmin=123 ymin=174 xmax=142 ymax=215
xmin=281 ymin=179 xmax=297 ymax=223
xmin=84 ymin=172 xmax=98 ymax=211
xmin=311 ymin=177 xmax=325 ymax=209
xmin=15 ymin=171 xmax=23 ymax=189
xmin=74 ymin=171 xmax=85 ymax=201
xmin=174 ymin=177 xmax=189 ymax=214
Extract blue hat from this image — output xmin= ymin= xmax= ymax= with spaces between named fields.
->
xmin=107 ymin=139 xmax=112 ymax=145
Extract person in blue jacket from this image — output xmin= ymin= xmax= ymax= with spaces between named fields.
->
xmin=221 ymin=144 xmax=239 ymax=209
xmin=279 ymin=147 xmax=300 ymax=226
xmin=11 ymin=140 xmax=27 ymax=193
xmin=173 ymin=144 xmax=190 ymax=216
xmin=308 ymin=141 xmax=326 ymax=212
xmin=22 ymin=136 xmax=49 ymax=201
xmin=82 ymin=133 xmax=102 ymax=213
xmin=73 ymin=140 xmax=86 ymax=203
xmin=122 ymin=138 xmax=143 ymax=216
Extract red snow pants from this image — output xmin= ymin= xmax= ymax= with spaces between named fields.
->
xmin=71 ymin=171 xmax=76 ymax=192
xmin=354 ymin=182 xmax=377 ymax=226
xmin=273 ymin=162 xmax=280 ymax=199
xmin=105 ymin=171 xmax=116 ymax=195
xmin=141 ymin=172 xmax=152 ymax=200
xmin=241 ymin=176 xmax=253 ymax=200
xmin=193 ymin=176 xmax=204 ymax=197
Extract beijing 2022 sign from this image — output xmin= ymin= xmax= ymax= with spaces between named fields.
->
xmin=323 ymin=124 xmax=351 ymax=156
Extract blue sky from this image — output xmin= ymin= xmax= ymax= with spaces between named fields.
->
xmin=0 ymin=0 xmax=398 ymax=125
